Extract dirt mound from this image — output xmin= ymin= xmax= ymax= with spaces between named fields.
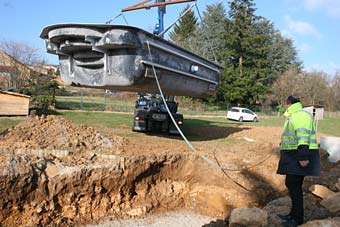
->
xmin=0 ymin=115 xmax=127 ymax=153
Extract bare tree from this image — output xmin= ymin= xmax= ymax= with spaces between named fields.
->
xmin=327 ymin=71 xmax=340 ymax=111
xmin=271 ymin=66 xmax=302 ymax=106
xmin=0 ymin=39 xmax=43 ymax=65
xmin=300 ymin=70 xmax=328 ymax=105
xmin=0 ymin=40 xmax=47 ymax=90
xmin=271 ymin=68 xmax=331 ymax=109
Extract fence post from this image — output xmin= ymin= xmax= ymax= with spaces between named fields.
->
xmin=80 ymin=89 xmax=83 ymax=110
xmin=104 ymin=93 xmax=107 ymax=111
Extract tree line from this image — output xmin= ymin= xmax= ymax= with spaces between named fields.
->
xmin=0 ymin=40 xmax=59 ymax=114
xmin=169 ymin=0 xmax=340 ymax=111
xmin=1 ymin=0 xmax=340 ymax=112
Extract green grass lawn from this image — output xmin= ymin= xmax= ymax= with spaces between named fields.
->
xmin=55 ymin=96 xmax=135 ymax=112
xmin=1 ymin=111 xmax=339 ymax=138
xmin=60 ymin=111 xmax=133 ymax=129
xmin=188 ymin=116 xmax=340 ymax=137
xmin=187 ymin=115 xmax=285 ymax=127
xmin=316 ymin=117 xmax=340 ymax=137
xmin=59 ymin=112 xmax=340 ymax=137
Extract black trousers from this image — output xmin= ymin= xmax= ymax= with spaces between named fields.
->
xmin=285 ymin=174 xmax=305 ymax=224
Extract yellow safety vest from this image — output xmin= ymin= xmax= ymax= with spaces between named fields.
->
xmin=280 ymin=102 xmax=318 ymax=150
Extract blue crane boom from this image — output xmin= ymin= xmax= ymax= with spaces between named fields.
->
xmin=157 ymin=0 xmax=165 ymax=37
xmin=121 ymin=0 xmax=196 ymax=37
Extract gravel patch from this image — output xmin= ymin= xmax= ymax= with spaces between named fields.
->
xmin=84 ymin=210 xmax=220 ymax=227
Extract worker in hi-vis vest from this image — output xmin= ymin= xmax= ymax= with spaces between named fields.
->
xmin=277 ymin=96 xmax=321 ymax=227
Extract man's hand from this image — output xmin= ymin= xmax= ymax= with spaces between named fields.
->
xmin=299 ymin=160 xmax=309 ymax=167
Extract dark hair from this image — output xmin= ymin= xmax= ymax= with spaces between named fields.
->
xmin=286 ymin=96 xmax=300 ymax=105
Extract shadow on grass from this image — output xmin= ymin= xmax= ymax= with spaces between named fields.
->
xmin=44 ymin=111 xmax=251 ymax=142
xmin=42 ymin=109 xmax=62 ymax=115
xmin=182 ymin=119 xmax=250 ymax=141
xmin=28 ymin=108 xmax=62 ymax=116
xmin=134 ymin=118 xmax=251 ymax=141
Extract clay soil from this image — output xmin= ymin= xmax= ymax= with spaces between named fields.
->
xmin=0 ymin=115 xmax=338 ymax=227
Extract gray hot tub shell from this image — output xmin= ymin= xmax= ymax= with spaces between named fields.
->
xmin=40 ymin=24 xmax=221 ymax=97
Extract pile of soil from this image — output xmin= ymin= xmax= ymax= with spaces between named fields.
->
xmin=0 ymin=115 xmax=127 ymax=153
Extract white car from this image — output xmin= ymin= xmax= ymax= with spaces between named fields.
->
xmin=227 ymin=107 xmax=259 ymax=122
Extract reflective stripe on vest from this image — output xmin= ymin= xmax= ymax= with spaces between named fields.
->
xmin=296 ymin=128 xmax=315 ymax=134
xmin=282 ymin=132 xmax=295 ymax=136
xmin=280 ymin=109 xmax=318 ymax=150
xmin=281 ymin=140 xmax=297 ymax=145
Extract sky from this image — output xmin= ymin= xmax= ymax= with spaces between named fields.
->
xmin=0 ymin=0 xmax=339 ymax=75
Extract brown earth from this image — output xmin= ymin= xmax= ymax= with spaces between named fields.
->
xmin=0 ymin=116 xmax=338 ymax=226
xmin=0 ymin=115 xmax=127 ymax=153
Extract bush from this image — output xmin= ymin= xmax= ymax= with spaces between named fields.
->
xmin=31 ymin=95 xmax=53 ymax=115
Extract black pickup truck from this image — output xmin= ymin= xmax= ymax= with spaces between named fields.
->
xmin=132 ymin=95 xmax=183 ymax=135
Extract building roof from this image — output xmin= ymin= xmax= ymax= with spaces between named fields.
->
xmin=0 ymin=65 xmax=17 ymax=72
xmin=304 ymin=104 xmax=324 ymax=108
xmin=0 ymin=90 xmax=30 ymax=98
xmin=0 ymin=51 xmax=30 ymax=75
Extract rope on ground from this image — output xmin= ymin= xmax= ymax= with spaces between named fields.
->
xmin=212 ymin=151 xmax=251 ymax=192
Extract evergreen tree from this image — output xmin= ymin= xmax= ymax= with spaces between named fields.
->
xmin=219 ymin=0 xmax=265 ymax=104
xmin=188 ymin=3 xmax=227 ymax=65
xmin=219 ymin=0 xmax=300 ymax=105
xmin=169 ymin=5 xmax=198 ymax=49
xmin=169 ymin=0 xmax=301 ymax=105
xmin=269 ymin=31 xmax=302 ymax=76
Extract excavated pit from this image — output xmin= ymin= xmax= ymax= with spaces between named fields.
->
xmin=0 ymin=116 xmax=288 ymax=226
xmin=0 ymin=152 xmax=284 ymax=227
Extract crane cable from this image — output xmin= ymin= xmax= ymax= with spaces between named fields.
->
xmin=194 ymin=2 xmax=218 ymax=63
xmin=105 ymin=0 xmax=217 ymax=66
xmin=145 ymin=40 xmax=274 ymax=191
xmin=106 ymin=12 xmax=129 ymax=25
xmin=157 ymin=1 xmax=218 ymax=63
xmin=107 ymin=2 xmax=274 ymax=190
xmin=158 ymin=2 xmax=196 ymax=37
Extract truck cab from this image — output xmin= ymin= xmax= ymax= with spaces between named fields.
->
xmin=132 ymin=94 xmax=183 ymax=134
